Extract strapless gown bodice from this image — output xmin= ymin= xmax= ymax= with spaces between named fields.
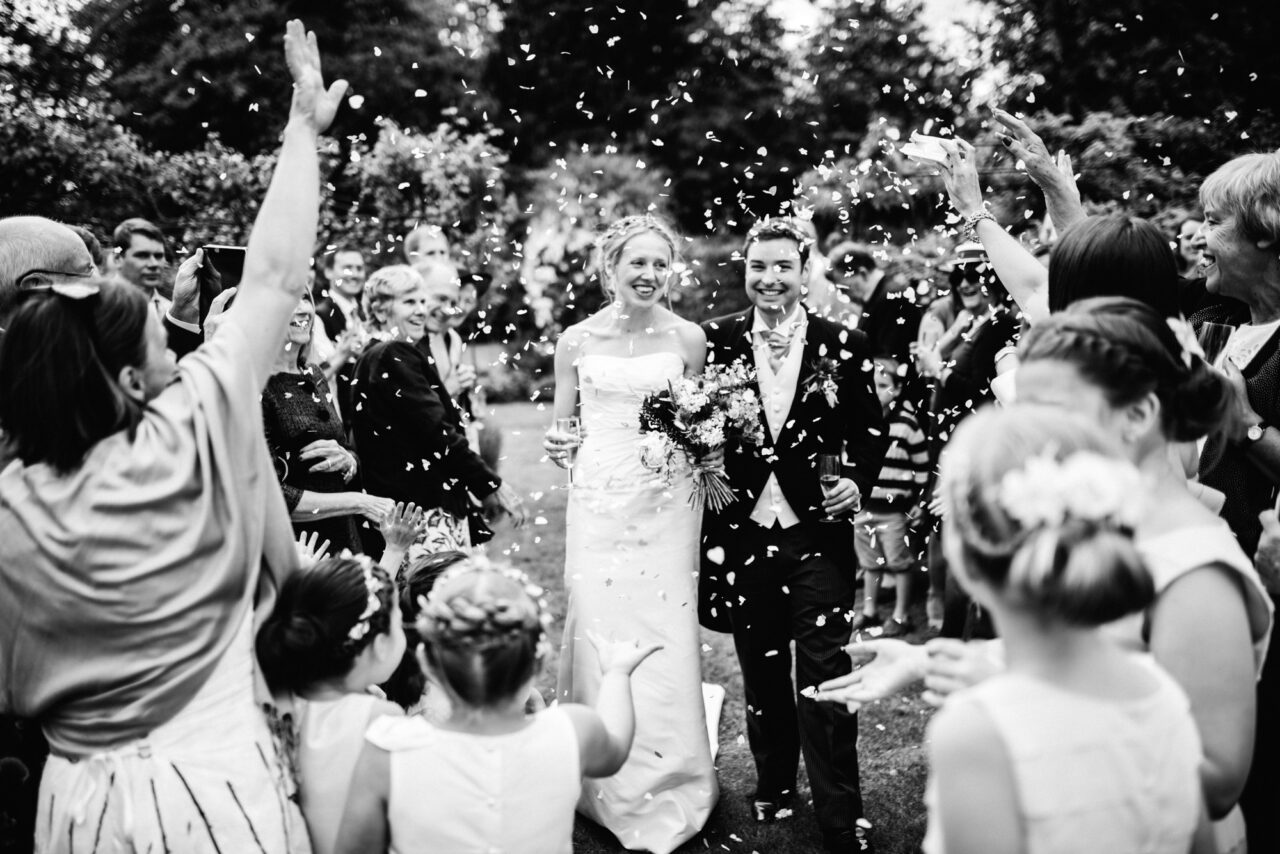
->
xmin=574 ymin=352 xmax=687 ymax=491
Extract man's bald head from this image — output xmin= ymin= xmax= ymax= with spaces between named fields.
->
xmin=0 ymin=216 xmax=94 ymax=318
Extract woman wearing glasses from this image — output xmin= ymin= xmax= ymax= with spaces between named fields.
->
xmin=0 ymin=21 xmax=342 ymax=853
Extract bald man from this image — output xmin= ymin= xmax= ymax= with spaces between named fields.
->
xmin=0 ymin=216 xmax=95 ymax=324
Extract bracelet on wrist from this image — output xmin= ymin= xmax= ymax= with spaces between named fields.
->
xmin=961 ymin=209 xmax=998 ymax=242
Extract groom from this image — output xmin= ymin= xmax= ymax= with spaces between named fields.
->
xmin=700 ymin=217 xmax=888 ymax=853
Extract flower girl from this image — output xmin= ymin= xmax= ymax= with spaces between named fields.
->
xmin=333 ymin=556 xmax=660 ymax=854
xmin=923 ymin=406 xmax=1212 ymax=854
xmin=256 ymin=555 xmax=405 ymax=854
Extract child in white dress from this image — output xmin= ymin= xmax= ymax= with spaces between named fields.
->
xmin=922 ymin=407 xmax=1213 ymax=854
xmin=256 ymin=555 xmax=406 ymax=854
xmin=335 ymin=556 xmax=661 ymax=854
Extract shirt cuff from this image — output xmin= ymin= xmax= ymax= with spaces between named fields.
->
xmin=166 ymin=312 xmax=201 ymax=334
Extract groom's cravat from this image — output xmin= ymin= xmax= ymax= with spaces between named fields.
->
xmin=755 ymin=327 xmax=797 ymax=373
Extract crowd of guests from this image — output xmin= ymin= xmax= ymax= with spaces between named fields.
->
xmin=1 ymin=19 xmax=1280 ymax=854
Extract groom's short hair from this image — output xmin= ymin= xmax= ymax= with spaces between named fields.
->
xmin=744 ymin=217 xmax=813 ymax=267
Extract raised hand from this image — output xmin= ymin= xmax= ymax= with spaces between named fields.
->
xmin=810 ymin=638 xmax=927 ymax=713
xmin=936 ymin=138 xmax=985 ymax=219
xmin=991 ymin=106 xmax=1085 ymax=229
xmin=295 ymin=530 xmax=331 ymax=566
xmin=169 ymin=248 xmax=204 ymax=326
xmin=282 ymin=18 xmax=347 ymax=135
xmin=380 ymin=501 xmax=425 ymax=552
xmin=585 ymin=630 xmax=664 ymax=676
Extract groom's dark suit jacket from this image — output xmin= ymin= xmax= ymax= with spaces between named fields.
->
xmin=699 ymin=308 xmax=889 ymax=629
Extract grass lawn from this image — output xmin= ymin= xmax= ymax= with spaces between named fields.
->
xmin=485 ymin=401 xmax=933 ymax=854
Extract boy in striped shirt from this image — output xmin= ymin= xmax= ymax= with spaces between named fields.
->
xmin=851 ymin=357 xmax=930 ymax=637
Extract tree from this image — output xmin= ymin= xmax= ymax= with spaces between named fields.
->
xmin=802 ymin=0 xmax=967 ymax=154
xmin=984 ymin=0 xmax=1280 ymax=131
xmin=76 ymin=0 xmax=483 ymax=154
xmin=482 ymin=0 xmax=723 ymax=167
xmin=0 ymin=0 xmax=97 ymax=101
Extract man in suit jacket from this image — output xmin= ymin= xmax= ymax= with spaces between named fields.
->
xmin=700 ymin=218 xmax=889 ymax=853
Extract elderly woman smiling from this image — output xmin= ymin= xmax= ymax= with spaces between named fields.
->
xmin=351 ymin=264 xmax=524 ymax=557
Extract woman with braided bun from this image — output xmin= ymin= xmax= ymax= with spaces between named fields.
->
xmin=256 ymin=556 xmax=406 ymax=854
xmin=335 ymin=558 xmax=661 ymax=854
xmin=542 ymin=213 xmax=718 ymax=852
xmin=922 ymin=407 xmax=1211 ymax=854
xmin=818 ymin=298 xmax=1273 ymax=853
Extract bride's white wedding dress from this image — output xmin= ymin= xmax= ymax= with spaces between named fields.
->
xmin=557 ymin=352 xmax=719 ymax=854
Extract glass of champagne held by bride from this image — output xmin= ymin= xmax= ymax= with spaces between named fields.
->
xmin=555 ymin=416 xmax=582 ymax=487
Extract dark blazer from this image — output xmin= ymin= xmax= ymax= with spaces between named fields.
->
xmin=351 ymin=339 xmax=500 ymax=521
xmin=163 ymin=317 xmax=203 ymax=360
xmin=702 ymin=308 xmax=889 ymax=517
xmin=315 ymin=297 xmax=351 ymax=342
xmin=857 ymin=281 xmax=921 ymax=365
xmin=1193 ymin=303 xmax=1280 ymax=554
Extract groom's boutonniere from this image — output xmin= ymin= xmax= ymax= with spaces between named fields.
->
xmin=801 ymin=357 xmax=840 ymax=408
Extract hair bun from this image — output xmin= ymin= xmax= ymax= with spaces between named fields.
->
xmin=1163 ymin=358 xmax=1235 ymax=442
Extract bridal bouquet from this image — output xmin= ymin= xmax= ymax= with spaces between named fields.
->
xmin=637 ymin=360 xmax=765 ymax=511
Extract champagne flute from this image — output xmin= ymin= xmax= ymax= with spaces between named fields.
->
xmin=556 ymin=416 xmax=582 ymax=487
xmin=818 ymin=454 xmax=843 ymax=523
xmin=1197 ymin=322 xmax=1236 ymax=368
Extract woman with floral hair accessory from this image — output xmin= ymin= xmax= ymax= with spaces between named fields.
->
xmin=333 ymin=558 xmax=662 ymax=854
xmin=541 ymin=213 xmax=719 ymax=851
xmin=256 ymin=554 xmax=405 ymax=854
xmin=923 ymin=406 xmax=1210 ymax=854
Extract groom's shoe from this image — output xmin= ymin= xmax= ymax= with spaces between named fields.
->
xmin=823 ymin=822 xmax=874 ymax=853
xmin=750 ymin=793 xmax=795 ymax=823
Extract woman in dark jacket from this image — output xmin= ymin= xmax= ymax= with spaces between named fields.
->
xmin=260 ymin=290 xmax=392 ymax=553
xmin=351 ymin=264 xmax=523 ymax=557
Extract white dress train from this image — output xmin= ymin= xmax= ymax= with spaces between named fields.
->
xmin=557 ymin=352 xmax=719 ymax=854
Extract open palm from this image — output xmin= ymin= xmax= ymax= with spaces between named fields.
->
xmin=283 ymin=19 xmax=348 ymax=135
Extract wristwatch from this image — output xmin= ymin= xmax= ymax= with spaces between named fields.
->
xmin=1246 ymin=422 xmax=1269 ymax=444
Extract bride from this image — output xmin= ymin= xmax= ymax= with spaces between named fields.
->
xmin=544 ymin=214 xmax=719 ymax=852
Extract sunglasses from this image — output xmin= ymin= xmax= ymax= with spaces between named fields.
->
xmin=16 ymin=268 xmax=99 ymax=300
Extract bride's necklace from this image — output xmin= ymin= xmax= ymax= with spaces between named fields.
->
xmin=612 ymin=303 xmax=656 ymax=356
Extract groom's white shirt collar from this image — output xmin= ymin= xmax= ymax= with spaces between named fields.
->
xmin=750 ymin=301 xmax=806 ymax=337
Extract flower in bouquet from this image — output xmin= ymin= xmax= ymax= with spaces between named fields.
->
xmin=637 ymin=361 xmax=765 ymax=511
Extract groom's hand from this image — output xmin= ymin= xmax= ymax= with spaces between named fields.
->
xmin=821 ymin=477 xmax=861 ymax=516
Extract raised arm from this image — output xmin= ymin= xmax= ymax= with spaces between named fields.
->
xmin=565 ymin=632 xmax=662 ymax=778
xmin=991 ymin=108 xmax=1086 ymax=233
xmin=223 ymin=20 xmax=347 ymax=388
xmin=936 ymin=140 xmax=1051 ymax=324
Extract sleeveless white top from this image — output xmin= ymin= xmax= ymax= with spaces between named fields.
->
xmin=366 ymin=706 xmax=582 ymax=854
xmin=923 ymin=656 xmax=1203 ymax=854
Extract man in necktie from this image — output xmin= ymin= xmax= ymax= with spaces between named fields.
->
xmin=700 ymin=218 xmax=889 ymax=853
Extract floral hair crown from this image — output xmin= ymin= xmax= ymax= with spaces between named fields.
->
xmin=417 ymin=554 xmax=553 ymax=654
xmin=997 ymin=450 xmax=1144 ymax=533
xmin=345 ymin=554 xmax=387 ymax=646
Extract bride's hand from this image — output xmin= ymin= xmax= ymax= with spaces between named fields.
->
xmin=543 ymin=427 xmax=584 ymax=469
xmin=694 ymin=445 xmax=725 ymax=470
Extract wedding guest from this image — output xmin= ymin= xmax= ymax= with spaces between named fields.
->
xmin=0 ymin=216 xmax=94 ymax=323
xmin=256 ymin=555 xmax=405 ymax=854
xmin=1177 ymin=214 xmax=1206 ymax=277
xmin=315 ymin=245 xmax=367 ymax=340
xmin=922 ymin=406 xmax=1210 ymax=854
xmin=68 ymin=225 xmax=105 ymax=272
xmin=822 ymin=298 xmax=1274 ymax=852
xmin=112 ymin=217 xmax=170 ymax=310
xmin=853 ymin=357 xmax=930 ymax=637
xmin=0 ymin=20 xmax=343 ymax=852
xmin=380 ymin=550 xmax=547 ymax=719
xmin=1190 ymin=148 xmax=1280 ymax=854
xmin=827 ymin=241 xmax=921 ymax=363
xmin=332 ymin=559 xmax=661 ymax=854
xmin=261 ymin=290 xmax=393 ymax=553
xmin=403 ymin=223 xmax=450 ymax=265
xmin=351 ymin=265 xmax=524 ymax=556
